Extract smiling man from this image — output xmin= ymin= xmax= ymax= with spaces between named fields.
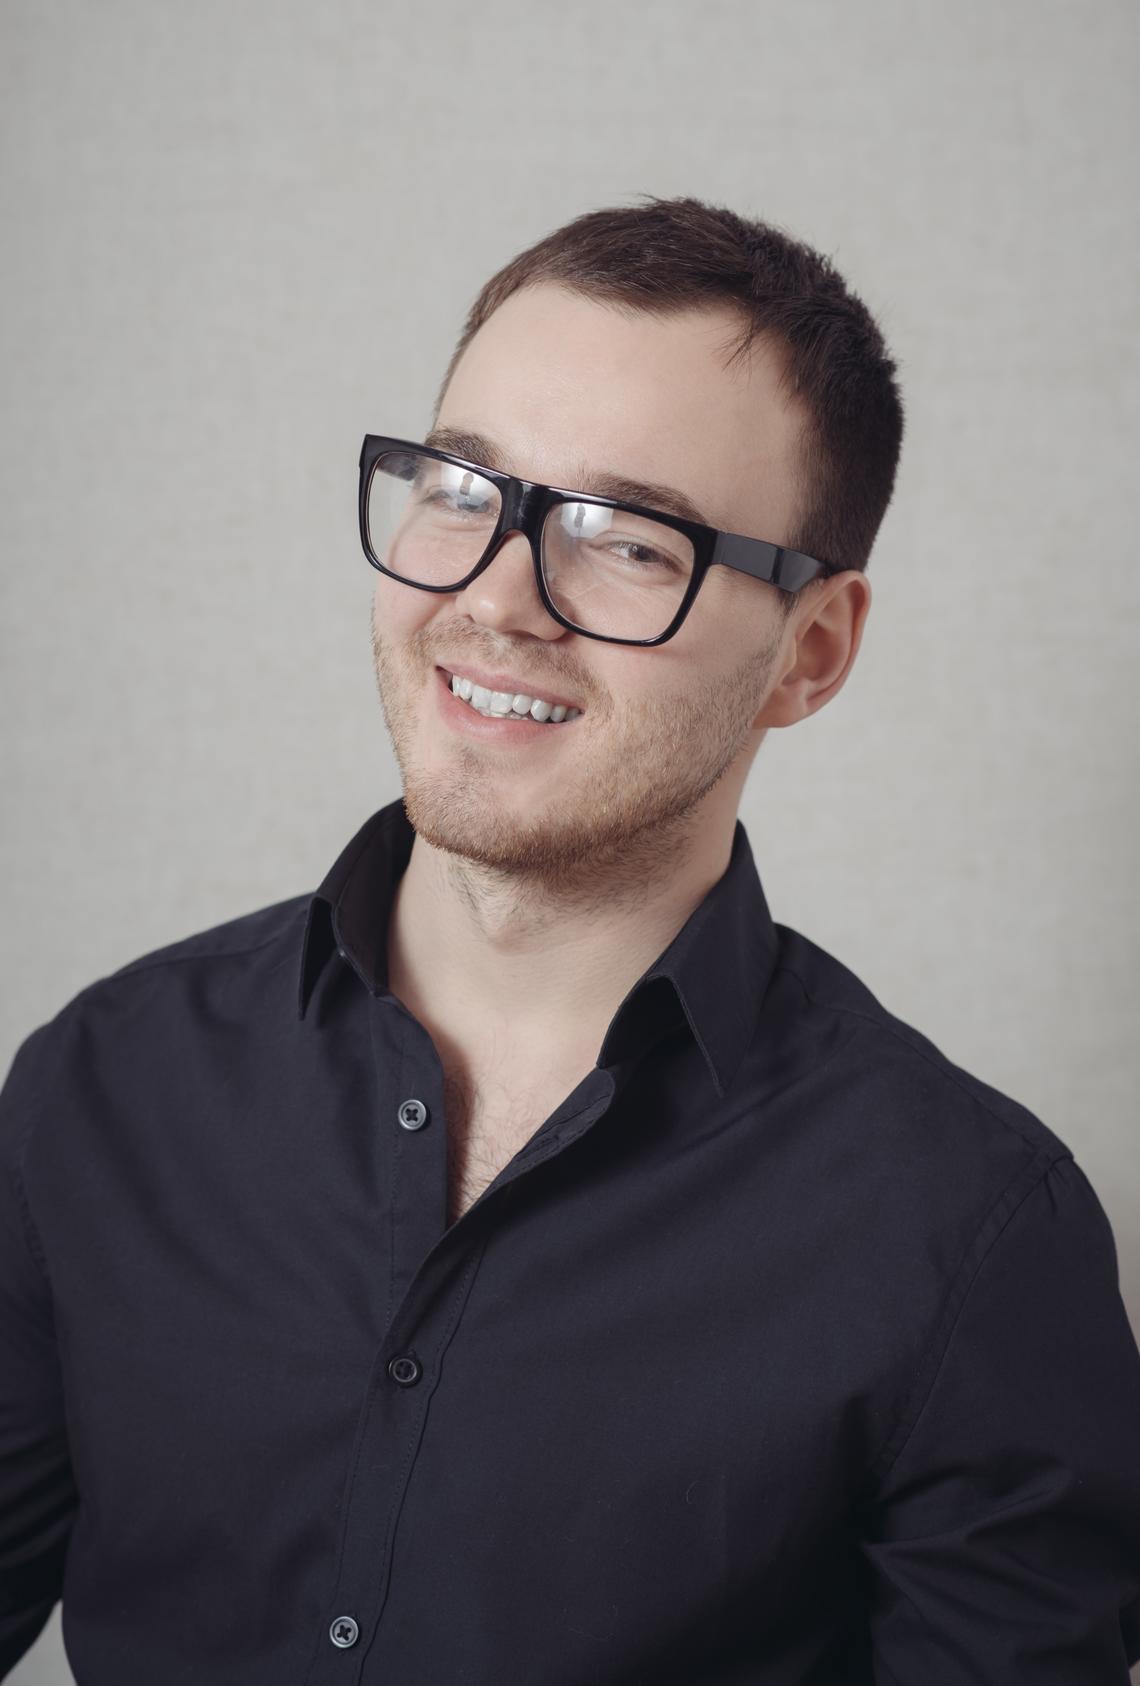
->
xmin=2 ymin=195 xmax=1140 ymax=1684
xmin=367 ymin=281 xmax=869 ymax=1228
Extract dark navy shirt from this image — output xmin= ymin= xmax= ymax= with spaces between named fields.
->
xmin=2 ymin=795 xmax=1139 ymax=1683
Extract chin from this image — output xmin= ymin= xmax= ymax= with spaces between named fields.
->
xmin=403 ymin=776 xmax=610 ymax=876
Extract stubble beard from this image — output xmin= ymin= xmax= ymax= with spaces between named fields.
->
xmin=368 ymin=611 xmax=781 ymax=893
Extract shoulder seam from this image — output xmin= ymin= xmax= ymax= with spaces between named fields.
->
xmin=103 ymin=908 xmax=308 ymax=988
xmin=2 ymin=1029 xmax=55 ymax=1286
xmin=774 ymin=959 xmax=1047 ymax=1157
xmin=862 ymin=1147 xmax=1075 ymax=1495
xmin=13 ymin=1103 xmax=50 ymax=1278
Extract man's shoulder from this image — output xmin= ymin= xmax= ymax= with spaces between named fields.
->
xmin=0 ymin=891 xmax=319 ymax=1186
xmin=16 ymin=889 xmax=315 ymax=1056
xmin=768 ymin=921 xmax=1074 ymax=1169
xmin=102 ymin=890 xmax=314 ymax=990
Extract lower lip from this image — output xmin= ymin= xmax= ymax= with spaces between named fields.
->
xmin=434 ymin=668 xmax=581 ymax=742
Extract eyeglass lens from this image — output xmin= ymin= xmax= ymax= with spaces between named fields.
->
xmin=366 ymin=448 xmax=696 ymax=641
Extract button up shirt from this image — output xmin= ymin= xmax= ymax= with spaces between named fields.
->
xmin=2 ymin=795 xmax=1140 ymax=1683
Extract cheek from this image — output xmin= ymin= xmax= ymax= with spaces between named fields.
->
xmin=671 ymin=589 xmax=765 ymax=691
xmin=595 ymin=647 xmax=699 ymax=737
xmin=634 ymin=610 xmax=724 ymax=695
xmin=372 ymin=576 xmax=435 ymax=644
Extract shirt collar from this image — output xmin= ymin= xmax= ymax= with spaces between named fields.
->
xmin=297 ymin=796 xmax=780 ymax=1100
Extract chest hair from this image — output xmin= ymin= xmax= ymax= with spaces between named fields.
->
xmin=442 ymin=1060 xmax=583 ymax=1225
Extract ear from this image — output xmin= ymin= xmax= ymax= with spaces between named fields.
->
xmin=752 ymin=571 xmax=872 ymax=730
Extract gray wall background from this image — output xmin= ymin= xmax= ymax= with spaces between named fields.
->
xmin=2 ymin=1 xmax=1137 ymax=1679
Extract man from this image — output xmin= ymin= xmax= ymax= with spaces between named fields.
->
xmin=2 ymin=194 xmax=1139 ymax=1683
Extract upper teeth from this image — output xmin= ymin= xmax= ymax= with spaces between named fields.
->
xmin=449 ymin=673 xmax=581 ymax=723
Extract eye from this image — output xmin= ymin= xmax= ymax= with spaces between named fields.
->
xmin=417 ymin=464 xmax=496 ymax=517
xmin=558 ymin=501 xmax=687 ymax=573
xmin=424 ymin=486 xmax=491 ymax=514
xmin=604 ymin=539 xmax=678 ymax=572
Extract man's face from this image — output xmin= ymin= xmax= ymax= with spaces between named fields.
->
xmin=370 ymin=282 xmax=812 ymax=881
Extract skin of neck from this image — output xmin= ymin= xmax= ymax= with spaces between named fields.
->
xmin=385 ymin=741 xmax=754 ymax=1066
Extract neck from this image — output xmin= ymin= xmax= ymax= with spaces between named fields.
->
xmin=386 ymin=806 xmax=737 ymax=1066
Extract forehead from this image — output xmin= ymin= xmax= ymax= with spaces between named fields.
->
xmin=438 ymin=282 xmax=804 ymax=537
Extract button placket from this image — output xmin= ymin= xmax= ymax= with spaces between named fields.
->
xmin=306 ymin=1001 xmax=620 ymax=1681
xmin=304 ymin=1237 xmax=492 ymax=1684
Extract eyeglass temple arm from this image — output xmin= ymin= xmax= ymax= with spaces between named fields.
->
xmin=711 ymin=532 xmax=829 ymax=593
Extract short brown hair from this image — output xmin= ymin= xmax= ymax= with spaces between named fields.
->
xmin=431 ymin=194 xmax=905 ymax=615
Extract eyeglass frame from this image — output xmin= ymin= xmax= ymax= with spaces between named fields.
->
xmin=358 ymin=433 xmax=836 ymax=648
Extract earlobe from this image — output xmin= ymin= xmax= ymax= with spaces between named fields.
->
xmin=757 ymin=571 xmax=871 ymax=730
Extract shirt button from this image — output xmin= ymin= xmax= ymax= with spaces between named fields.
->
xmin=329 ymin=1614 xmax=359 ymax=1648
xmin=387 ymin=1353 xmax=422 ymax=1386
xmin=397 ymin=1097 xmax=429 ymax=1131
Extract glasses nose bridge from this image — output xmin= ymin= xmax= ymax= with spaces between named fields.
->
xmin=482 ymin=475 xmax=549 ymax=571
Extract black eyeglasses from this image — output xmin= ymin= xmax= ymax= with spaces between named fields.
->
xmin=358 ymin=433 xmax=835 ymax=647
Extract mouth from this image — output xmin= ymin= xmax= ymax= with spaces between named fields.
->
xmin=435 ymin=665 xmax=584 ymax=730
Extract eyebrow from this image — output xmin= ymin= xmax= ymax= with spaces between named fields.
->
xmin=422 ymin=426 xmax=713 ymax=529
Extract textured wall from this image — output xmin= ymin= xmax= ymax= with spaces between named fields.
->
xmin=2 ymin=0 xmax=1137 ymax=1679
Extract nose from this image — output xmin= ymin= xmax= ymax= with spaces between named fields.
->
xmin=454 ymin=527 xmax=565 ymax=640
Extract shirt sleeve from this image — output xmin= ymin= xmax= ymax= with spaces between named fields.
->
xmin=0 ymin=1023 xmax=79 ymax=1676
xmin=858 ymin=1151 xmax=1140 ymax=1684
